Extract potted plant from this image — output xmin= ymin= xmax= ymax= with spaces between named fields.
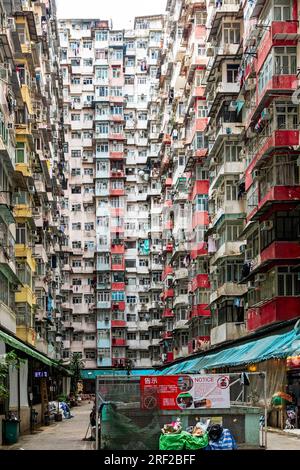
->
xmin=0 ymin=351 xmax=22 ymax=444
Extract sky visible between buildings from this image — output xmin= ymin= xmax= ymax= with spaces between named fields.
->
xmin=56 ymin=0 xmax=167 ymax=28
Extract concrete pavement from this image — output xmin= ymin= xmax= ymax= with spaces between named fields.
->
xmin=1 ymin=401 xmax=94 ymax=450
xmin=2 ymin=402 xmax=300 ymax=450
xmin=267 ymin=431 xmax=300 ymax=450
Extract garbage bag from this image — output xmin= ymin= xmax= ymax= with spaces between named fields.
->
xmin=184 ymin=432 xmax=209 ymax=450
xmin=159 ymin=432 xmax=187 ymax=450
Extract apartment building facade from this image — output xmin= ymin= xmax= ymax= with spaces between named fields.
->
xmin=58 ymin=15 xmax=164 ymax=369
xmin=156 ymin=0 xmax=300 ymax=365
xmin=0 ymin=0 xmax=65 ymax=359
xmin=57 ymin=0 xmax=300 ymax=372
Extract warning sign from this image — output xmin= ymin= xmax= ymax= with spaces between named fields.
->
xmin=140 ymin=375 xmax=230 ymax=410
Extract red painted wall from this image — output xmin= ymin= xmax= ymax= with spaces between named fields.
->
xmin=261 ymin=241 xmax=300 ymax=263
xmin=247 ymin=297 xmax=300 ymax=331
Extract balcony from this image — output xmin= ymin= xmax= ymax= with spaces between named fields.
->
xmin=209 ymin=123 xmax=244 ymax=156
xmin=16 ymin=326 xmax=36 ymax=346
xmin=173 ymin=319 xmax=188 ymax=330
xmin=0 ymin=301 xmax=16 ymax=334
xmin=191 ymin=304 xmax=210 ymax=318
xmin=208 ymin=81 xmax=240 ymax=118
xmin=15 ymin=286 xmax=36 ymax=307
xmin=111 ymin=337 xmax=126 ymax=346
xmin=260 ymin=241 xmax=300 ymax=265
xmin=210 ymin=282 xmax=247 ymax=305
xmin=15 ymin=245 xmax=36 ymax=271
xmin=248 ymin=186 xmax=300 ymax=222
xmin=161 ymin=331 xmax=173 ymax=340
xmin=84 ymin=340 xmax=97 ymax=349
xmin=174 ymin=268 xmax=189 ymax=280
xmin=210 ymin=200 xmax=245 ymax=228
xmin=247 ymin=297 xmax=300 ymax=331
xmin=210 ymin=322 xmax=246 ymax=345
xmin=97 ymin=300 xmax=111 ymax=309
xmin=209 ymin=161 xmax=245 ymax=195
xmin=210 ymin=241 xmax=244 ymax=265
xmin=208 ymin=0 xmax=241 ymax=40
xmin=245 ymin=130 xmax=300 ymax=190
xmin=162 ymin=308 xmax=174 ymax=319
xmin=257 ymin=76 xmax=297 ymax=113
xmin=173 ymin=294 xmax=189 ymax=308
xmin=111 ymin=320 xmax=126 ymax=328
xmin=149 ymin=338 xmax=160 ymax=346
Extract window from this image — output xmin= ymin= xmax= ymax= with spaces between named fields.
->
xmin=274 ymin=47 xmax=296 ymax=75
xmin=16 ymin=142 xmax=26 ymax=163
xmin=225 ymin=180 xmax=238 ymax=201
xmin=127 ymin=332 xmax=136 ymax=340
xmin=227 ymin=64 xmax=239 ymax=83
xmin=223 ymin=22 xmax=240 ymax=44
xmin=195 ymin=12 xmax=207 ymax=25
xmin=95 ymin=30 xmax=108 ymax=41
xmin=112 ymin=67 xmax=121 ymax=78
xmin=71 ymin=150 xmax=82 ymax=160
xmin=72 ymin=260 xmax=82 ymax=267
xmin=83 ymin=59 xmax=93 ymax=66
xmin=195 ymin=194 xmax=208 ymax=212
xmin=276 ymin=103 xmax=298 ymax=129
xmin=274 ymin=0 xmax=292 ymax=20
xmin=140 ymin=331 xmax=149 ymax=340
xmin=72 ymin=296 xmax=82 ymax=304
xmin=140 ymin=351 xmax=149 ymax=359
xmin=224 ymin=143 xmax=241 ymax=162
xmin=197 ymin=103 xmax=208 ymax=118
xmin=194 ymin=132 xmax=207 ymax=150
xmin=85 ymin=351 xmax=96 ymax=359
xmin=258 ymin=54 xmax=273 ymax=94
xmin=83 ymin=41 xmax=92 ymax=49
xmin=71 ymin=186 xmax=81 ymax=194
xmin=96 ymin=67 xmax=108 ymax=80
xmin=278 ymin=267 xmax=300 ymax=296
xmin=83 ymin=77 xmax=93 ymax=85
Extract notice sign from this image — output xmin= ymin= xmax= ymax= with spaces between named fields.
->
xmin=140 ymin=375 xmax=230 ymax=410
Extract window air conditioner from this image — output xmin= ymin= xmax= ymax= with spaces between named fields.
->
xmin=255 ymin=273 xmax=266 ymax=283
xmin=229 ymin=101 xmax=237 ymax=112
xmin=260 ymin=220 xmax=273 ymax=231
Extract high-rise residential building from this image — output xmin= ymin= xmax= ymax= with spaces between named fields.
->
xmin=157 ymin=0 xmax=211 ymax=364
xmin=0 ymin=0 xmax=65 ymax=359
xmin=156 ymin=0 xmax=300 ymax=366
xmin=58 ymin=16 xmax=164 ymax=369
xmin=58 ymin=0 xmax=300 ymax=375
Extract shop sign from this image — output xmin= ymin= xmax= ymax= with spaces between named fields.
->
xmin=34 ymin=371 xmax=48 ymax=378
xmin=140 ymin=374 xmax=230 ymax=410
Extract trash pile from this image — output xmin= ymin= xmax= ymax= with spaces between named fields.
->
xmin=159 ymin=418 xmax=237 ymax=450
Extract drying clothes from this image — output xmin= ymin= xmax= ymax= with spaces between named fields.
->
xmin=207 ymin=236 xmax=216 ymax=254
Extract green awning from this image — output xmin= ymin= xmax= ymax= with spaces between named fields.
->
xmin=81 ymin=369 xmax=154 ymax=379
xmin=0 ymin=263 xmax=21 ymax=285
xmin=0 ymin=329 xmax=57 ymax=367
xmin=0 ymin=204 xmax=15 ymax=224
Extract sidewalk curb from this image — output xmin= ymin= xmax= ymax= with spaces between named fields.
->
xmin=268 ymin=427 xmax=300 ymax=439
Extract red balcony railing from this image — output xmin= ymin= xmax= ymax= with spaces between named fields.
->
xmin=247 ymin=297 xmax=300 ymax=331
xmin=112 ymin=338 xmax=126 ymax=346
